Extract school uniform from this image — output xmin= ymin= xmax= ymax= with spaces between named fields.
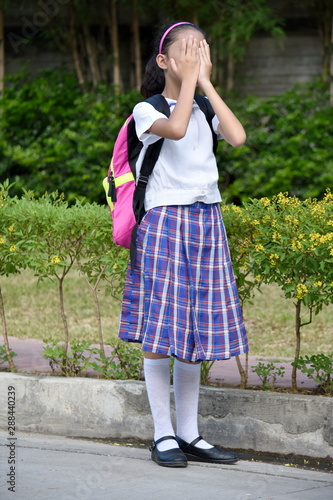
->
xmin=118 ymin=98 xmax=248 ymax=362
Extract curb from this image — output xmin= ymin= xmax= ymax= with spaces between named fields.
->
xmin=1 ymin=372 xmax=332 ymax=460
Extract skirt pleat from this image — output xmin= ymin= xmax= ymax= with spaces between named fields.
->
xmin=118 ymin=202 xmax=248 ymax=362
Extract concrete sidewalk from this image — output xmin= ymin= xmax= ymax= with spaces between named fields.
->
xmin=1 ymin=432 xmax=333 ymax=500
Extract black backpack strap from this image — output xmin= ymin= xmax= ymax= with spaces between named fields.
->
xmin=194 ymin=93 xmax=218 ymax=156
xmin=130 ymin=94 xmax=170 ymax=268
xmin=132 ymin=94 xmax=170 ymax=223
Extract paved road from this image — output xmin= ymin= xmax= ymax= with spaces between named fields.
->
xmin=1 ymin=432 xmax=333 ymax=500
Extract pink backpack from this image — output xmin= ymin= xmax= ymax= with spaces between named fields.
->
xmin=103 ymin=95 xmax=170 ymax=249
xmin=103 ymin=115 xmax=136 ymax=249
xmin=103 ymin=93 xmax=217 ymax=253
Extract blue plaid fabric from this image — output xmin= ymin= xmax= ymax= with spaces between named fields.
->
xmin=118 ymin=203 xmax=248 ymax=362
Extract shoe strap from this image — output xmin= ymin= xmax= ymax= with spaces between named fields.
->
xmin=189 ymin=435 xmax=204 ymax=447
xmin=150 ymin=435 xmax=177 ymax=452
xmin=154 ymin=435 xmax=177 ymax=446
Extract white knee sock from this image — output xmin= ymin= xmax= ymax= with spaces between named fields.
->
xmin=144 ymin=357 xmax=178 ymax=452
xmin=173 ymin=359 xmax=213 ymax=449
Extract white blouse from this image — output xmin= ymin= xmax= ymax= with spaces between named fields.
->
xmin=133 ymin=98 xmax=222 ymax=211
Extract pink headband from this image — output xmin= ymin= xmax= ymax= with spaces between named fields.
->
xmin=158 ymin=22 xmax=193 ymax=54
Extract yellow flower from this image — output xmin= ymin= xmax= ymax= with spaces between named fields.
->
xmin=312 ymin=233 xmax=333 ymax=245
xmin=330 ymin=249 xmax=333 ymax=256
xmin=272 ymin=232 xmax=281 ymax=241
xmin=259 ymin=197 xmax=271 ymax=207
xmin=7 ymin=225 xmax=15 ymax=233
xmin=9 ymin=245 xmax=16 ymax=252
xmin=231 ymin=205 xmax=243 ymax=215
xmin=311 ymin=204 xmax=326 ymax=217
xmin=252 ymin=219 xmax=260 ymax=225
xmin=323 ymin=189 xmax=333 ymax=202
xmin=255 ymin=243 xmax=264 ymax=251
xmin=113 ymin=264 xmax=118 ymax=269
xmin=313 ymin=281 xmax=322 ymax=288
xmin=269 ymin=253 xmax=279 ymax=265
xmin=255 ymin=275 xmax=261 ymax=282
xmin=50 ymin=255 xmax=61 ymax=264
xmin=285 ymin=215 xmax=299 ymax=225
xmin=0 ymin=237 xmax=4 ymax=245
xmin=295 ymin=284 xmax=308 ymax=300
xmin=291 ymin=239 xmax=302 ymax=251
xmin=276 ymin=192 xmax=290 ymax=205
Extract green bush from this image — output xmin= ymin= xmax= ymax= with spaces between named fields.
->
xmin=1 ymin=184 xmax=333 ymax=388
xmin=0 ymin=70 xmax=140 ymax=203
xmin=217 ymin=79 xmax=333 ymax=203
xmin=251 ymin=362 xmax=285 ymax=391
xmin=0 ymin=345 xmax=17 ymax=367
xmin=1 ymin=70 xmax=332 ymax=204
xmin=291 ymin=353 xmax=333 ymax=394
xmin=42 ymin=337 xmax=100 ymax=377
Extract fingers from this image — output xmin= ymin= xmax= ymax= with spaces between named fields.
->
xmin=199 ymin=39 xmax=211 ymax=64
xmin=198 ymin=39 xmax=212 ymax=88
xmin=180 ymin=35 xmax=199 ymax=58
xmin=174 ymin=35 xmax=200 ymax=82
xmin=180 ymin=37 xmax=187 ymax=57
xmin=187 ymin=35 xmax=198 ymax=56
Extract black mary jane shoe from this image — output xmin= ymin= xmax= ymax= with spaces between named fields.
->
xmin=149 ymin=436 xmax=188 ymax=468
xmin=176 ymin=435 xmax=238 ymax=464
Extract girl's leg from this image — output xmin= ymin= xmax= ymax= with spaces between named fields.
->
xmin=144 ymin=353 xmax=178 ymax=451
xmin=173 ymin=358 xmax=213 ymax=449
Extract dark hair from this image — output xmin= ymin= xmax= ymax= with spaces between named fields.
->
xmin=140 ymin=21 xmax=205 ymax=99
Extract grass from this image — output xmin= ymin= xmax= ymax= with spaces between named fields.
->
xmin=1 ymin=269 xmax=332 ymax=358
xmin=243 ymin=284 xmax=333 ymax=357
xmin=1 ymin=269 xmax=121 ymax=343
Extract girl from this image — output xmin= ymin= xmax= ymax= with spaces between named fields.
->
xmin=118 ymin=21 xmax=248 ymax=468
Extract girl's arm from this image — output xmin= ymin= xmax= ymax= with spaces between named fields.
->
xmin=149 ymin=36 xmax=199 ymax=141
xmin=198 ymin=40 xmax=246 ymax=148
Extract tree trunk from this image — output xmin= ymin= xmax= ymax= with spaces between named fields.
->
xmin=291 ymin=300 xmax=302 ymax=393
xmin=108 ymin=0 xmax=122 ymax=89
xmin=313 ymin=0 xmax=333 ymax=81
xmin=226 ymin=29 xmax=237 ymax=92
xmin=69 ymin=6 xmax=85 ymax=86
xmin=0 ymin=8 xmax=4 ymax=92
xmin=330 ymin=15 xmax=333 ymax=105
xmin=0 ymin=286 xmax=16 ymax=372
xmin=98 ymin=27 xmax=109 ymax=83
xmin=56 ymin=271 xmax=69 ymax=374
xmin=226 ymin=54 xmax=235 ymax=92
xmin=131 ymin=0 xmax=141 ymax=91
xmin=192 ymin=12 xmax=199 ymax=27
xmin=82 ymin=22 xmax=101 ymax=87
xmin=235 ymin=354 xmax=248 ymax=389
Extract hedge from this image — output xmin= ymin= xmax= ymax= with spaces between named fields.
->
xmin=0 ymin=70 xmax=332 ymax=204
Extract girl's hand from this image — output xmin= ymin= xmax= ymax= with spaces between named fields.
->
xmin=198 ymin=39 xmax=212 ymax=89
xmin=169 ymin=36 xmax=200 ymax=84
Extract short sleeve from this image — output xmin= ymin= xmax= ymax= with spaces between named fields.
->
xmin=133 ymin=101 xmax=168 ymax=146
xmin=212 ymin=115 xmax=223 ymax=140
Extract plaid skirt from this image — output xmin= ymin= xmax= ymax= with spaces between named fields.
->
xmin=118 ymin=202 xmax=248 ymax=362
